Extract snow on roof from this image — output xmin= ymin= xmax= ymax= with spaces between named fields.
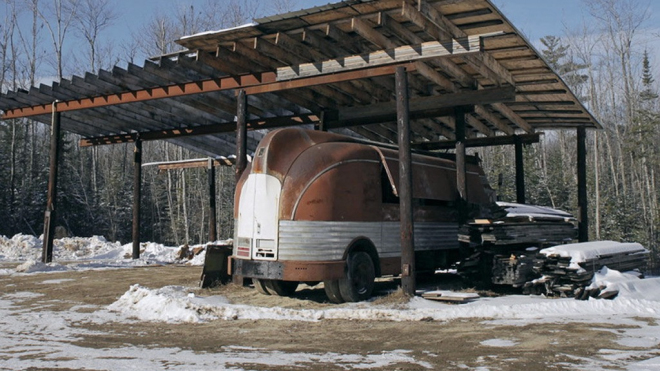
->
xmin=178 ymin=22 xmax=258 ymax=41
xmin=540 ymin=240 xmax=649 ymax=263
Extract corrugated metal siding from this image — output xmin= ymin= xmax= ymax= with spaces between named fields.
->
xmin=278 ymin=220 xmax=458 ymax=261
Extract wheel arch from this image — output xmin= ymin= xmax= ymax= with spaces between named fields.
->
xmin=343 ymin=237 xmax=381 ymax=277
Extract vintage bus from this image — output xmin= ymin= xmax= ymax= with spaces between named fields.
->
xmin=231 ymin=127 xmax=495 ymax=303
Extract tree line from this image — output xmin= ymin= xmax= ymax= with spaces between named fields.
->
xmin=0 ymin=0 xmax=288 ymax=244
xmin=0 ymin=0 xmax=658 ymax=269
xmin=481 ymin=0 xmax=659 ymax=269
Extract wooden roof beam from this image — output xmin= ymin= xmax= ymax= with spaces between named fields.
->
xmin=274 ymin=32 xmax=375 ymax=103
xmin=350 ymin=17 xmax=433 ymax=94
xmin=300 ymin=27 xmax=393 ymax=102
xmin=419 ymin=118 xmax=456 ymax=140
xmin=413 ymin=133 xmax=541 ymax=151
xmin=242 ymin=63 xmax=417 ymax=95
xmin=380 ymin=11 xmax=474 ymax=90
xmin=151 ymin=57 xmax=259 ymax=119
xmin=474 ymin=104 xmax=515 ymax=135
xmin=360 ymin=11 xmax=512 ymax=137
xmin=206 ymin=46 xmax=324 ymax=113
xmin=252 ymin=36 xmax=355 ymax=106
xmin=327 ymin=86 xmax=514 ymax=128
xmin=410 ymin=1 xmax=530 ymax=133
xmin=466 ymin=114 xmax=495 ymax=137
xmin=277 ymin=31 xmax=482 ymax=82
xmin=351 ymin=125 xmax=397 ymax=143
xmin=320 ymin=23 xmax=361 ymax=54
xmin=491 ymin=102 xmax=534 ymax=133
xmin=402 ymin=1 xmax=514 ymax=87
xmin=79 ymin=113 xmax=320 ymax=147
xmin=185 ymin=52 xmax=305 ymax=116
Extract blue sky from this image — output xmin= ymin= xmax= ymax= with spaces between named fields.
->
xmin=108 ymin=0 xmax=656 ymax=45
xmin=2 ymin=0 xmax=659 ymax=77
xmin=110 ymin=0 xmax=594 ymax=44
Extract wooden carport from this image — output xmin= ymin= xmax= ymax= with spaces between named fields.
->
xmin=0 ymin=0 xmax=601 ymax=294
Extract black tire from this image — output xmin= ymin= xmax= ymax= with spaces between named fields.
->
xmin=254 ymin=278 xmax=271 ymax=295
xmin=323 ymin=280 xmax=344 ymax=304
xmin=264 ymin=280 xmax=299 ymax=296
xmin=338 ymin=251 xmax=375 ymax=302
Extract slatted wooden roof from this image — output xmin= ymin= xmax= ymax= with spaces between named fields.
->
xmin=0 ymin=0 xmax=600 ymax=157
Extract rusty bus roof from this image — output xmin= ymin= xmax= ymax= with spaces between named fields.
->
xmin=0 ymin=0 xmax=601 ymax=157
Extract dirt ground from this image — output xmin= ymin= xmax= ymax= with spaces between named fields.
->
xmin=0 ymin=264 xmax=651 ymax=370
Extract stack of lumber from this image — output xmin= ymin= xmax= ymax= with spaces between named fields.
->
xmin=459 ymin=222 xmax=577 ymax=246
xmin=531 ymin=241 xmax=649 ymax=296
xmin=491 ymin=252 xmax=536 ymax=287
xmin=459 ymin=202 xmax=577 ymax=247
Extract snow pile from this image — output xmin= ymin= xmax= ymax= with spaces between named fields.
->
xmin=109 ymin=275 xmax=660 ymax=324
xmin=0 ymin=234 xmax=128 ymax=261
xmin=0 ymin=234 xmax=42 ymax=260
xmin=108 ymin=285 xmax=222 ymax=323
xmin=592 ymin=266 xmax=660 ymax=301
xmin=0 ymin=233 xmax=229 ymax=273
xmin=14 ymin=260 xmax=70 ymax=273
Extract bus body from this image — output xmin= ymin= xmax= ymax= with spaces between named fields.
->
xmin=231 ymin=128 xmax=494 ymax=302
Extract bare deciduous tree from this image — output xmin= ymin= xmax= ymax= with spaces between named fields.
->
xmin=73 ymin=0 xmax=118 ymax=72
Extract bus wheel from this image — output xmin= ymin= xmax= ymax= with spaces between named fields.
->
xmin=254 ymin=279 xmax=271 ymax=295
xmin=264 ymin=280 xmax=299 ymax=296
xmin=339 ymin=251 xmax=375 ymax=302
xmin=323 ymin=280 xmax=344 ymax=304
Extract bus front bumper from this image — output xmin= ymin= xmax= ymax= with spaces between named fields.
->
xmin=231 ymin=257 xmax=345 ymax=281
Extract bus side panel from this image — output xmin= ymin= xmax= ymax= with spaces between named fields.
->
xmin=286 ymin=158 xmax=382 ymax=222
xmin=278 ymin=220 xmax=382 ymax=261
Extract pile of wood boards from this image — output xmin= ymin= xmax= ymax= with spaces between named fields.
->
xmin=421 ymin=290 xmax=479 ymax=303
xmin=459 ymin=202 xmax=577 ymax=247
xmin=490 ymin=252 xmax=536 ymax=287
xmin=529 ymin=241 xmax=649 ymax=296
xmin=457 ymin=202 xmax=577 ymax=287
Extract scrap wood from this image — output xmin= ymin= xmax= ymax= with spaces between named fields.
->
xmin=421 ymin=290 xmax=479 ymax=303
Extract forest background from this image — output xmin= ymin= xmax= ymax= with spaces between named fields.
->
xmin=0 ymin=0 xmax=658 ymax=269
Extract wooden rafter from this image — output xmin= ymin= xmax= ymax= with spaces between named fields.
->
xmin=413 ymin=133 xmax=541 ymax=151
xmin=327 ymin=86 xmax=514 ymax=128
xmin=79 ymin=114 xmax=319 ymax=147
xmin=277 ymin=33 xmax=482 ymax=81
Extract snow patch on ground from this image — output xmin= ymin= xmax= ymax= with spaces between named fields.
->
xmin=40 ymin=278 xmax=75 ymax=284
xmin=2 ymin=234 xmax=660 ymax=369
xmin=0 ymin=290 xmax=434 ymax=371
xmin=480 ymin=339 xmax=519 ymax=347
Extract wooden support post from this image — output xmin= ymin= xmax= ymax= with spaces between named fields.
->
xmin=316 ymin=111 xmax=327 ymax=132
xmin=455 ymin=107 xmax=468 ymax=224
xmin=396 ymin=66 xmax=415 ymax=296
xmin=577 ymin=127 xmax=588 ymax=242
xmin=234 ymin=89 xmax=248 ymax=285
xmin=132 ymin=139 xmax=142 ymax=259
xmin=236 ymin=89 xmax=248 ymax=183
xmin=42 ymin=103 xmax=61 ymax=263
xmin=208 ymin=158 xmax=217 ymax=242
xmin=514 ymin=135 xmax=526 ymax=204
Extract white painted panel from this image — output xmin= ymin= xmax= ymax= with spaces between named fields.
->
xmin=236 ymin=174 xmax=281 ymax=261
